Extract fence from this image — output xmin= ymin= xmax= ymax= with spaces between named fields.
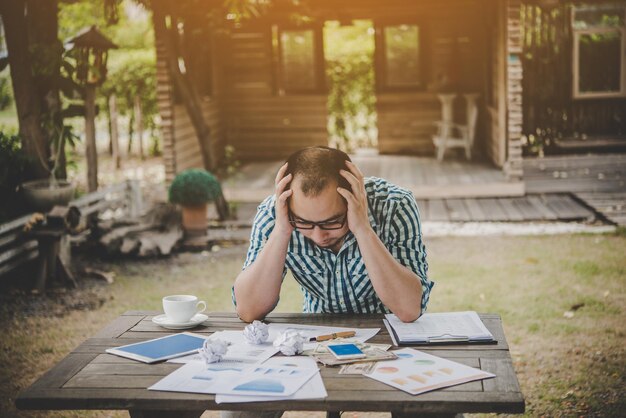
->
xmin=0 ymin=180 xmax=142 ymax=283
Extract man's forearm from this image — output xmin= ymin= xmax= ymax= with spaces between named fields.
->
xmin=233 ymin=229 xmax=291 ymax=322
xmin=355 ymin=228 xmax=423 ymax=322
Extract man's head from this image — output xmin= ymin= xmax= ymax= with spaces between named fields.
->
xmin=285 ymin=146 xmax=352 ymax=250
xmin=285 ymin=146 xmax=352 ymax=196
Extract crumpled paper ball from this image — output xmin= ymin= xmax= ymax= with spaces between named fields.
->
xmin=199 ymin=338 xmax=230 ymax=364
xmin=243 ymin=320 xmax=269 ymax=345
xmin=273 ymin=330 xmax=306 ymax=356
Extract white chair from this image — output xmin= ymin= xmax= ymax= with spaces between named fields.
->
xmin=433 ymin=93 xmax=479 ymax=161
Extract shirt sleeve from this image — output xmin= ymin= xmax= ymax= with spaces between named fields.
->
xmin=242 ymin=195 xmax=276 ymax=270
xmin=385 ymin=193 xmax=434 ymax=315
xmin=231 ymin=195 xmax=286 ymax=307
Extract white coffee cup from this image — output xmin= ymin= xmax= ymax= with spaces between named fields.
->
xmin=162 ymin=295 xmax=206 ymax=323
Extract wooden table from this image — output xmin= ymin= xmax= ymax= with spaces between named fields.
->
xmin=16 ymin=312 xmax=525 ymax=417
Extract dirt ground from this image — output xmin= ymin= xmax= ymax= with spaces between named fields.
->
xmin=1 ymin=232 xmax=625 ymax=418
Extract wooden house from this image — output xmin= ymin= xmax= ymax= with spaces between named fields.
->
xmin=152 ymin=0 xmax=625 ymax=190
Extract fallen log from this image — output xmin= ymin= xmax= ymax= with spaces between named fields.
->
xmin=98 ymin=202 xmax=183 ymax=257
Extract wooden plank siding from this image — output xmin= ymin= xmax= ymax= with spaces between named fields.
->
xmin=222 ymin=28 xmax=327 ymax=161
xmin=224 ymin=97 xmax=329 ymax=156
xmin=172 ymin=99 xmax=224 ymax=172
xmin=154 ymin=20 xmax=176 ymax=183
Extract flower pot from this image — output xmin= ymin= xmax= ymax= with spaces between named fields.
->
xmin=20 ymin=180 xmax=76 ymax=213
xmin=181 ymin=204 xmax=208 ymax=236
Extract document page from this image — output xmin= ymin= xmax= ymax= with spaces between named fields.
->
xmin=385 ymin=311 xmax=493 ymax=343
xmin=366 ymin=348 xmax=495 ymax=395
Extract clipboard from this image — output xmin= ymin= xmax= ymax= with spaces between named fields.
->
xmin=383 ymin=312 xmax=497 ymax=346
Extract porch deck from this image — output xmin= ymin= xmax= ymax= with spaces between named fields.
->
xmin=219 ymin=153 xmax=606 ymax=225
xmin=222 ymin=153 xmax=524 ymax=202
xmin=524 ymin=153 xmax=626 ymax=226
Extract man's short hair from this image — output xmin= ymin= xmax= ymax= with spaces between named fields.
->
xmin=286 ymin=146 xmax=352 ymax=196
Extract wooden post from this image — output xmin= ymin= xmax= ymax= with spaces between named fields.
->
xmin=85 ymin=84 xmax=98 ymax=192
xmin=127 ymin=179 xmax=143 ymax=219
xmin=505 ymin=0 xmax=524 ymax=181
xmin=109 ymin=94 xmax=121 ymax=169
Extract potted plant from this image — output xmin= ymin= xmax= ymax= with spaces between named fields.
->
xmin=168 ymin=169 xmax=222 ymax=235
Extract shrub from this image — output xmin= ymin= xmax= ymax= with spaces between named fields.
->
xmin=168 ymin=169 xmax=222 ymax=207
xmin=0 ymin=131 xmax=28 ymax=222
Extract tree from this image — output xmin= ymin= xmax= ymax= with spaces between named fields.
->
xmin=0 ymin=0 xmax=52 ymax=180
xmin=151 ymin=0 xmax=235 ymax=218
xmin=151 ymin=1 xmax=217 ymax=171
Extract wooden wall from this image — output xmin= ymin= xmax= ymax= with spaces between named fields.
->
xmin=377 ymin=93 xmax=440 ymax=155
xmin=224 ymin=96 xmax=328 ymax=161
xmin=153 ymin=14 xmax=176 ymax=183
xmin=222 ymin=28 xmax=327 ymax=161
xmin=172 ymin=99 xmax=224 ymax=172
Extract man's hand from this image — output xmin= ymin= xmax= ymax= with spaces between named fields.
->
xmin=337 ymin=161 xmax=372 ymax=238
xmin=274 ymin=162 xmax=294 ymax=238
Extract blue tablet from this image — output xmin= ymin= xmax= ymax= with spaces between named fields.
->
xmin=106 ymin=332 xmax=208 ymax=363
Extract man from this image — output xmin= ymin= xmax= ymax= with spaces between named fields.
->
xmin=233 ymin=146 xmax=433 ymax=322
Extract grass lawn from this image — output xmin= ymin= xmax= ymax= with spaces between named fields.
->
xmin=1 ymin=232 xmax=624 ymax=417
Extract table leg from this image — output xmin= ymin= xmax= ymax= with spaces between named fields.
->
xmin=129 ymin=410 xmax=204 ymax=418
xmin=326 ymin=413 xmax=341 ymax=418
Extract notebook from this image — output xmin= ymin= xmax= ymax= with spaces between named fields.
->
xmin=383 ymin=311 xmax=495 ymax=345
xmin=106 ymin=332 xmax=209 ymax=363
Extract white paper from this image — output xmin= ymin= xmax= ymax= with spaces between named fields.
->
xmin=214 ymin=358 xmax=319 ymax=397
xmin=267 ymin=323 xmax=380 ymax=351
xmin=150 ymin=355 xmax=320 ymax=399
xmin=366 ymin=348 xmax=495 ymax=395
xmin=149 ymin=360 xmax=244 ymax=394
xmin=216 ymin=357 xmax=327 ymax=403
xmin=169 ymin=330 xmax=278 ymax=365
xmin=385 ymin=311 xmax=493 ymax=343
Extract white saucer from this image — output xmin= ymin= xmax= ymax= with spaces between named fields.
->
xmin=152 ymin=313 xmax=208 ymax=329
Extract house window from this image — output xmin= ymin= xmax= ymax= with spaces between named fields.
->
xmin=377 ymin=23 xmax=422 ymax=89
xmin=275 ymin=26 xmax=324 ymax=94
xmin=572 ymin=4 xmax=626 ymax=98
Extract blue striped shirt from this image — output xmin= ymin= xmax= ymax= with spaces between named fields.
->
xmin=236 ymin=177 xmax=433 ymax=315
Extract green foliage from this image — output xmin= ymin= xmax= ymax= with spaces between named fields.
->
xmin=0 ymin=73 xmax=13 ymax=111
xmin=101 ymin=49 xmax=157 ymax=122
xmin=29 ymin=39 xmax=65 ymax=80
xmin=0 ymin=132 xmax=29 ymax=222
xmin=216 ymin=145 xmax=241 ymax=177
xmin=59 ymin=0 xmax=153 ymax=50
xmin=168 ymin=169 xmax=222 ymax=206
xmin=324 ymin=21 xmax=376 ymax=152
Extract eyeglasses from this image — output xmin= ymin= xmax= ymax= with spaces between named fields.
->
xmin=288 ymin=212 xmax=347 ymax=230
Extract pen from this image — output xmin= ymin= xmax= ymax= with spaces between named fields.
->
xmin=310 ymin=331 xmax=356 ymax=342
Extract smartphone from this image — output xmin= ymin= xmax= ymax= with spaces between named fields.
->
xmin=327 ymin=343 xmax=367 ymax=360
